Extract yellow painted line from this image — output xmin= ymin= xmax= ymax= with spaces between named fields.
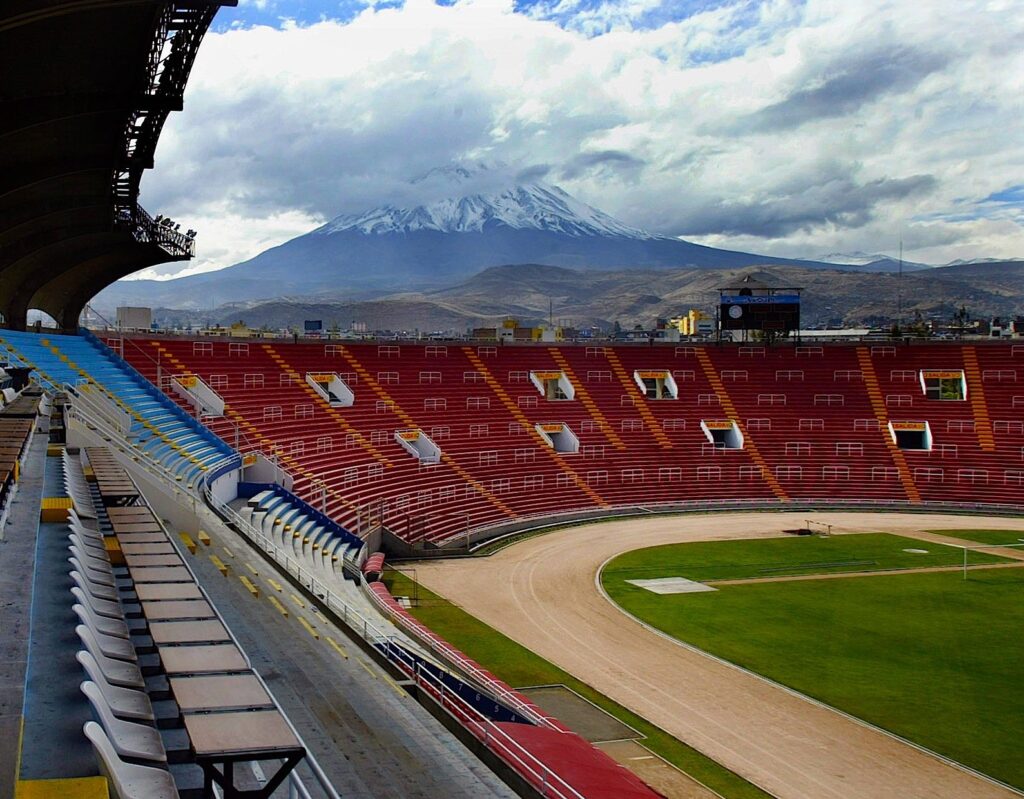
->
xmin=197 ymin=530 xmax=212 ymax=546
xmin=222 ymin=546 xmax=234 ymax=559
xmin=239 ymin=575 xmax=259 ymax=598
xmin=209 ymin=555 xmax=228 ymax=576
xmin=381 ymin=672 xmax=407 ymax=699
xmin=289 ymin=593 xmax=305 ymax=609
xmin=268 ymin=596 xmax=289 ymax=618
xmin=15 ymin=714 xmax=24 ymax=786
xmin=267 ymin=578 xmax=283 ymax=592
xmin=313 ymin=610 xmax=329 ymax=625
xmin=325 ymin=636 xmax=348 ymax=659
xmin=178 ymin=533 xmax=196 ymax=554
xmin=245 ymin=562 xmax=259 ymax=575
xmin=298 ymin=616 xmax=319 ymax=640
xmin=356 ymin=658 xmax=377 ymax=679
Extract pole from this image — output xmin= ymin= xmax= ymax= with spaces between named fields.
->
xmin=897 ymin=237 xmax=903 ymax=334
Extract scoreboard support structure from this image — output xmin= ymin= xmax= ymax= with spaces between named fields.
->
xmin=717 ymin=281 xmax=802 ymax=343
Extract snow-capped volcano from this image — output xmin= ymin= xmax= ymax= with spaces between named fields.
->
xmin=100 ymin=165 xmax=889 ymax=306
xmin=316 ymin=177 xmax=658 ymax=239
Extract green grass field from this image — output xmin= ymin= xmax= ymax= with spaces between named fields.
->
xmin=927 ymin=528 xmax=1024 ymax=547
xmin=382 ymin=570 xmax=772 ymax=799
xmin=602 ymin=532 xmax=1009 ymax=583
xmin=601 ymin=535 xmax=1024 ymax=790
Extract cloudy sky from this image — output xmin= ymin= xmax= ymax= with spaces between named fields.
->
xmin=136 ymin=0 xmax=1024 ymax=279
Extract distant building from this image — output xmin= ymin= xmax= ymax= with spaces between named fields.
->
xmin=474 ymin=318 xmax=564 ymax=342
xmin=670 ymin=309 xmax=713 ymax=337
xmin=988 ymin=317 xmax=1024 ymax=338
xmin=198 ymin=321 xmax=260 ymax=338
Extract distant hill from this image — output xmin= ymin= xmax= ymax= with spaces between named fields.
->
xmin=94 ymin=165 xmax=905 ymax=311
xmin=148 ymin=260 xmax=1024 ymax=332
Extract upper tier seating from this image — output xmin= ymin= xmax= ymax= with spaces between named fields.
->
xmin=114 ymin=338 xmax=1024 ymax=545
xmin=0 ymin=330 xmax=234 ymax=489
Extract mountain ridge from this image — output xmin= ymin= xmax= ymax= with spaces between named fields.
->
xmin=94 ymin=168 xmax=913 ymax=310
xmin=142 ymin=260 xmax=1024 ymax=334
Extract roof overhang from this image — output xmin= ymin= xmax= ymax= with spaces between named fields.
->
xmin=0 ymin=0 xmax=235 ymax=330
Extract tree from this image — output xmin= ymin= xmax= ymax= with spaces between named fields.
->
xmin=952 ymin=305 xmax=970 ymax=338
xmin=909 ymin=310 xmax=930 ymax=338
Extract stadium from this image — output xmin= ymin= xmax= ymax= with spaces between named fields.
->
xmin=1 ymin=3 xmax=1022 ymax=799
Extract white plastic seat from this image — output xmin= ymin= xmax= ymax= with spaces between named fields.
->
xmin=70 ymin=529 xmax=106 ymax=552
xmin=73 ymin=602 xmax=130 ymax=640
xmin=68 ymin=557 xmax=116 ymax=588
xmin=76 ymin=651 xmax=154 ymax=722
xmin=70 ymin=569 xmax=119 ymax=603
xmin=68 ymin=550 xmax=115 ymax=581
xmin=68 ymin=545 xmax=113 ymax=574
xmin=83 ymin=722 xmax=178 ymax=799
xmin=69 ymin=518 xmax=104 ymax=541
xmin=76 ymin=632 xmax=144 ymax=690
xmin=81 ymin=682 xmax=166 ymax=765
xmin=69 ymin=532 xmax=108 ymax=558
xmin=69 ymin=523 xmax=105 ymax=543
xmin=77 ymin=622 xmax=137 ymax=663
xmin=71 ymin=586 xmax=124 ymax=620
xmin=63 ymin=463 xmax=97 ymax=519
xmin=79 ymin=619 xmax=136 ymax=661
xmin=68 ymin=507 xmax=98 ymax=529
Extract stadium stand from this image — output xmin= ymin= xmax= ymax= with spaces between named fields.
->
xmin=3 ymin=330 xmax=1019 ymax=798
xmin=105 ymin=336 xmax=1024 ymax=545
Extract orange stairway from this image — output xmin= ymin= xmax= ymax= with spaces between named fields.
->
xmin=262 ymin=345 xmax=391 ymax=466
xmin=603 ymin=348 xmax=673 ymax=449
xmin=694 ymin=349 xmax=789 ymax=501
xmin=338 ymin=346 xmax=517 ymax=520
xmin=855 ymin=348 xmax=921 ymax=502
xmin=961 ymin=347 xmax=996 ymax=452
xmin=547 ymin=349 xmax=626 ymax=451
xmin=464 ymin=348 xmax=610 ymax=508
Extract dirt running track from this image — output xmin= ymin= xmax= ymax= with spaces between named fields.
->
xmin=413 ymin=512 xmax=1024 ymax=799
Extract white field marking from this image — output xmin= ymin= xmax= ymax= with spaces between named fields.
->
xmin=626 ymin=577 xmax=716 ymax=594
xmin=903 ymin=549 xmax=929 ymax=554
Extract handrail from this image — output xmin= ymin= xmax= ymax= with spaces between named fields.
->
xmin=205 ymin=487 xmax=588 ymax=799
xmin=81 ymin=328 xmax=236 ymax=456
xmin=63 ymin=396 xmax=229 ymax=498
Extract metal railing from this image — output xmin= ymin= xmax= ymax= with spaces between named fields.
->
xmin=114 ymin=203 xmax=196 ymax=257
xmin=448 ymin=496 xmax=1024 ymax=550
xmin=205 ymin=490 xmax=588 ymax=799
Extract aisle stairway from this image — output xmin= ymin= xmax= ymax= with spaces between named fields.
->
xmin=856 ymin=348 xmax=921 ymax=503
xmin=961 ymin=347 xmax=996 ymax=451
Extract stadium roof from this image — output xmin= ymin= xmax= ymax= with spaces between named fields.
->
xmin=0 ymin=0 xmax=234 ymax=331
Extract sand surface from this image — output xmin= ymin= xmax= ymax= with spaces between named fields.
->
xmin=414 ymin=512 xmax=1024 ymax=799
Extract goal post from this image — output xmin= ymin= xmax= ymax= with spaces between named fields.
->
xmin=960 ymin=541 xmax=1024 ymax=580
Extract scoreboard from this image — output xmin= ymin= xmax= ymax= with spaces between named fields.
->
xmin=719 ymin=293 xmax=800 ymax=332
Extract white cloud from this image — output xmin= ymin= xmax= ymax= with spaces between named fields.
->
xmin=138 ymin=0 xmax=1024 ymax=276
